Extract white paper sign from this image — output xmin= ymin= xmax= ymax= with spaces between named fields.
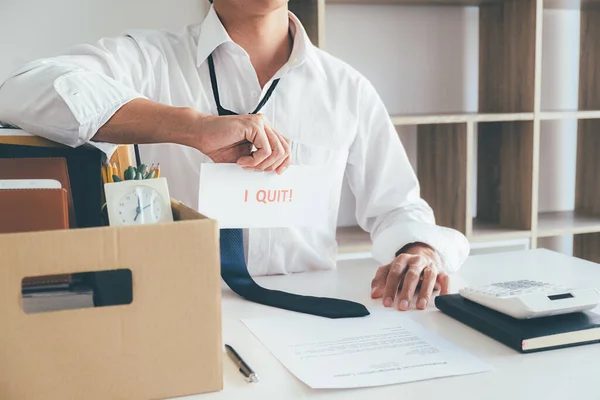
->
xmin=198 ymin=162 xmax=344 ymax=229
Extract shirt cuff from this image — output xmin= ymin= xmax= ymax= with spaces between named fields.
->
xmin=84 ymin=141 xmax=119 ymax=163
xmin=371 ymin=222 xmax=471 ymax=274
xmin=53 ymin=70 xmax=145 ymax=147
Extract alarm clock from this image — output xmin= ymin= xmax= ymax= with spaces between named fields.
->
xmin=104 ymin=177 xmax=174 ymax=226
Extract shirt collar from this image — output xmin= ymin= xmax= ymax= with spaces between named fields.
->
xmin=196 ymin=6 xmax=233 ymax=68
xmin=287 ymin=11 xmax=327 ymax=81
xmin=196 ymin=5 xmax=327 ymax=81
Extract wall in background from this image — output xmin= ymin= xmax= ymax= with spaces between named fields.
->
xmin=0 ymin=0 xmax=206 ymax=81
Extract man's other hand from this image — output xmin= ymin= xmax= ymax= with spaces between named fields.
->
xmin=193 ymin=113 xmax=290 ymax=174
xmin=370 ymin=243 xmax=449 ymax=311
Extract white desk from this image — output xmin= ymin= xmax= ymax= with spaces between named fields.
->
xmin=185 ymin=249 xmax=600 ymax=400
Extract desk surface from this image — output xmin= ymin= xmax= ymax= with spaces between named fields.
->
xmin=185 ymin=249 xmax=600 ymax=400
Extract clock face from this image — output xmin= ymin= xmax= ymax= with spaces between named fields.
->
xmin=116 ymin=186 xmax=164 ymax=225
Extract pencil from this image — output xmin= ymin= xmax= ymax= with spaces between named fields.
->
xmin=112 ymin=162 xmax=120 ymax=181
xmin=155 ymin=163 xmax=160 ymax=178
xmin=101 ymin=164 xmax=108 ymax=184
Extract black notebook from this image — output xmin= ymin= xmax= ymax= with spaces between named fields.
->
xmin=435 ymin=294 xmax=600 ymax=353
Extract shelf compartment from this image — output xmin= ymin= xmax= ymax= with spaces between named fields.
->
xmin=537 ymin=211 xmax=600 ymax=237
xmin=417 ymin=123 xmax=469 ymax=234
xmin=289 ymin=0 xmax=324 ymax=46
xmin=579 ymin=7 xmax=600 ymax=111
xmin=575 ymin=119 xmax=600 ymax=215
xmin=477 ymin=121 xmax=535 ymax=231
xmin=479 ymin=0 xmax=538 ymax=113
xmin=470 ymin=218 xmax=532 ymax=242
xmin=574 ymin=232 xmax=600 ymax=264
xmin=390 ymin=112 xmax=534 ymax=126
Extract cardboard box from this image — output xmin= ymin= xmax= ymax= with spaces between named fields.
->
xmin=0 ymin=200 xmax=223 ymax=400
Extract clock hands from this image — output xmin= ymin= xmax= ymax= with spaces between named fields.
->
xmin=134 ymin=194 xmax=142 ymax=221
xmin=133 ymin=193 xmax=154 ymax=222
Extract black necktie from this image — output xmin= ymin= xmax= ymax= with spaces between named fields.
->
xmin=208 ymin=53 xmax=369 ymax=319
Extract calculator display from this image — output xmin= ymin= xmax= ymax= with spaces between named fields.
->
xmin=548 ymin=293 xmax=574 ymax=301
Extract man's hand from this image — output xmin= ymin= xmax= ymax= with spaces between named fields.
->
xmin=192 ymin=113 xmax=290 ymax=174
xmin=95 ymin=99 xmax=291 ymax=174
xmin=370 ymin=243 xmax=449 ymax=311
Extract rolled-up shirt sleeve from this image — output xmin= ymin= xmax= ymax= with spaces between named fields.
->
xmin=346 ymin=79 xmax=470 ymax=274
xmin=0 ymin=33 xmax=155 ymax=156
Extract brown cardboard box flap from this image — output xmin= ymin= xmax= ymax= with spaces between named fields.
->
xmin=0 ymin=204 xmax=223 ymax=400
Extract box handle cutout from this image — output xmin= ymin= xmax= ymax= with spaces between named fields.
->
xmin=22 ymin=269 xmax=133 ymax=314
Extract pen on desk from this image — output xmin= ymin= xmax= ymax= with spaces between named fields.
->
xmin=225 ymin=344 xmax=259 ymax=383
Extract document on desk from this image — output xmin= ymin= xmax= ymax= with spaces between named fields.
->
xmin=243 ymin=310 xmax=490 ymax=389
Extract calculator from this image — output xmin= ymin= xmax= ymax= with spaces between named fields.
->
xmin=459 ymin=280 xmax=600 ymax=319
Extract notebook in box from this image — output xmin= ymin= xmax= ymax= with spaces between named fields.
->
xmin=0 ymin=145 xmax=104 ymax=229
xmin=0 ymin=188 xmax=71 ymax=287
xmin=0 ymin=188 xmax=69 ymax=233
xmin=0 ymin=158 xmax=75 ymax=228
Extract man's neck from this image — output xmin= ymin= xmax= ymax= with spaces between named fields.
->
xmin=214 ymin=3 xmax=292 ymax=88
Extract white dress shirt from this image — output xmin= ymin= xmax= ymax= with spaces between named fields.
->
xmin=0 ymin=6 xmax=470 ymax=276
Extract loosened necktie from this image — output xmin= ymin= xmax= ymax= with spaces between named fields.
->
xmin=208 ymin=53 xmax=369 ymax=319
xmin=220 ymin=229 xmax=369 ymax=318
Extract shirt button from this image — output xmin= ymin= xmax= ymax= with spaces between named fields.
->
xmin=251 ymin=91 xmax=259 ymax=98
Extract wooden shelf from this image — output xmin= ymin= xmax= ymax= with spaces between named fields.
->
xmin=539 ymin=110 xmax=600 ymax=120
xmin=537 ymin=211 xmax=600 ymax=237
xmin=296 ymin=0 xmax=600 ymax=264
xmin=545 ymin=0 xmax=600 ymax=9
xmin=327 ymin=0 xmax=503 ymax=5
xmin=337 ymin=221 xmax=536 ymax=253
xmin=470 ymin=219 xmax=532 ymax=242
xmin=390 ymin=112 xmax=534 ymax=126
xmin=390 ymin=111 xmax=600 ymax=125
xmin=336 ymin=226 xmax=371 ymax=254
xmin=328 ymin=0 xmax=600 ymax=6
xmin=337 ymin=214 xmax=600 ymax=251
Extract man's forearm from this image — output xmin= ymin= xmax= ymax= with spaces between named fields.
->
xmin=94 ymin=98 xmax=201 ymax=147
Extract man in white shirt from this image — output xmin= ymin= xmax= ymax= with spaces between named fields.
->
xmin=0 ymin=0 xmax=470 ymax=311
